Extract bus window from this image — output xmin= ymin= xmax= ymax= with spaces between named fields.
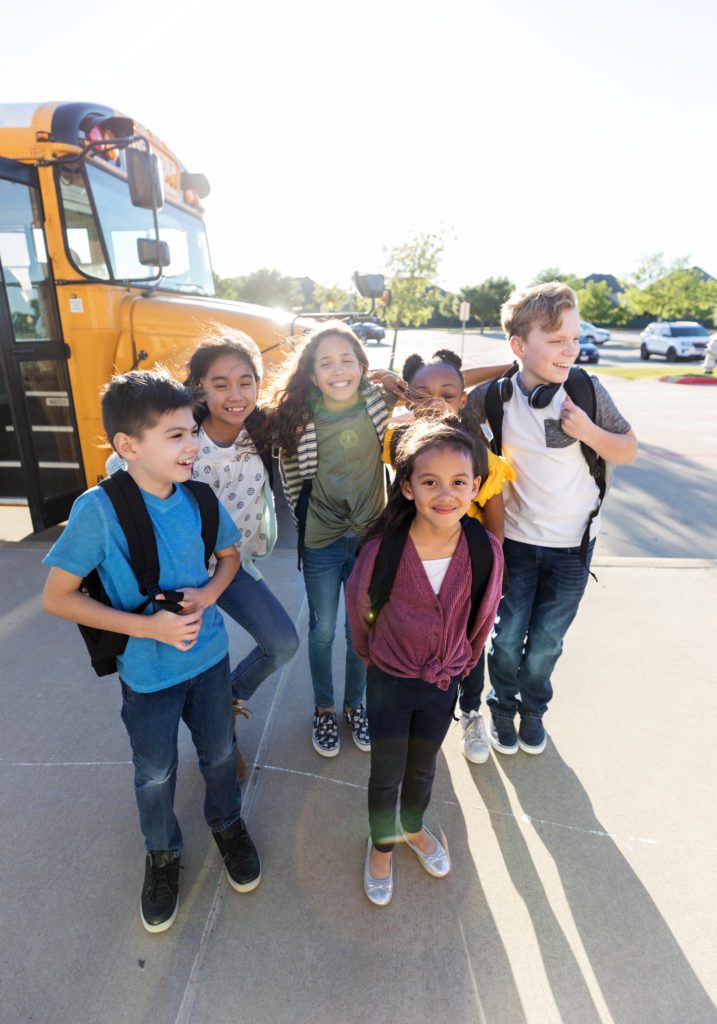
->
xmin=0 ymin=179 xmax=56 ymax=341
xmin=58 ymin=166 xmax=111 ymax=279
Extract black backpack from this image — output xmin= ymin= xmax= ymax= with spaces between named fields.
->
xmin=367 ymin=515 xmax=494 ymax=635
xmin=78 ymin=470 xmax=219 ymax=677
xmin=484 ymin=364 xmax=606 ymax=567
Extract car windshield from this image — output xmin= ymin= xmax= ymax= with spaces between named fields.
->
xmin=670 ymin=325 xmax=708 ymax=337
xmin=58 ymin=161 xmax=215 ymax=295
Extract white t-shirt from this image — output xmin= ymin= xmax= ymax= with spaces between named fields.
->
xmin=421 ymin=556 xmax=452 ymax=594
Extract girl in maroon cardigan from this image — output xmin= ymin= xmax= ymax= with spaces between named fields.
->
xmin=346 ymin=418 xmax=504 ymax=906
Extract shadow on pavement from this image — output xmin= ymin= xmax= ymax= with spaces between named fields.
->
xmin=468 ymin=746 xmax=717 ymax=1024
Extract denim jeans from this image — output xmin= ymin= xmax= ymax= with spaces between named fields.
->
xmin=366 ymin=665 xmax=458 ymax=852
xmin=301 ymin=535 xmax=366 ymax=710
xmin=459 ymin=651 xmax=485 ymax=714
xmin=487 ymin=538 xmax=595 ymax=719
xmin=120 ymin=655 xmax=241 ymax=853
xmin=218 ymin=566 xmax=299 ymax=701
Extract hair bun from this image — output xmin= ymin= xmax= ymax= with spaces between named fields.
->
xmin=432 ymin=348 xmax=462 ymax=370
xmin=402 ymin=353 xmax=425 ymax=382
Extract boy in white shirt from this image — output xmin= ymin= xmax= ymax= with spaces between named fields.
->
xmin=464 ymin=283 xmax=638 ymax=755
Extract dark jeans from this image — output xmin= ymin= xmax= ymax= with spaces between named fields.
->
xmin=217 ymin=566 xmax=299 ymax=702
xmin=366 ymin=665 xmax=458 ymax=853
xmin=302 ymin=535 xmax=366 ymax=710
xmin=459 ymin=651 xmax=485 ymax=714
xmin=120 ymin=655 xmax=241 ymax=853
xmin=487 ymin=538 xmax=594 ymax=719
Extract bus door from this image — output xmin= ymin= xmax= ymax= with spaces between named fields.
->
xmin=0 ymin=159 xmax=85 ymax=533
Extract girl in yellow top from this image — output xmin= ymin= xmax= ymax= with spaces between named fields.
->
xmin=375 ymin=348 xmax=515 ymax=765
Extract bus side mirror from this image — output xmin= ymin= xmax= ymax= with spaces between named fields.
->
xmin=127 ymin=148 xmax=164 ymax=210
xmin=353 ymin=272 xmax=385 ymax=299
xmin=137 ymin=238 xmax=171 ymax=268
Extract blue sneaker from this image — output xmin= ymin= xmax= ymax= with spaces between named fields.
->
xmin=489 ymin=714 xmax=519 ymax=755
xmin=518 ymin=715 xmax=547 ymax=754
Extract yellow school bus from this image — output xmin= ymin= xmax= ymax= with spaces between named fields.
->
xmin=0 ymin=101 xmax=305 ymax=532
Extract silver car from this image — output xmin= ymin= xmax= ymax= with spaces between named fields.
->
xmin=639 ymin=321 xmax=710 ymax=361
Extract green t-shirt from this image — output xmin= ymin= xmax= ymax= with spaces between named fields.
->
xmin=304 ymin=398 xmax=385 ymax=549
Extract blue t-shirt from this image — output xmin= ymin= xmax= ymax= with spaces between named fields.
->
xmin=43 ymin=483 xmax=240 ymax=693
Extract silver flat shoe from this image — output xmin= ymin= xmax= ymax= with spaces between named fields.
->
xmin=363 ymin=839 xmax=393 ymax=906
xmin=401 ymin=827 xmax=450 ymax=878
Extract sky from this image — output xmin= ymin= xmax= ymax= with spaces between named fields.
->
xmin=2 ymin=0 xmax=716 ymax=292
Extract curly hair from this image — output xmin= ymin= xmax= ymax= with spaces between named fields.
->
xmin=402 ymin=348 xmax=464 ymax=388
xmin=263 ymin=320 xmax=369 ymax=455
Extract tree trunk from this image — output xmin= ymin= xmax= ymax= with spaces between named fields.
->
xmin=388 ymin=326 xmax=400 ymax=371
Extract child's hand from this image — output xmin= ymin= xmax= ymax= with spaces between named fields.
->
xmin=171 ymin=587 xmax=213 ymax=616
xmin=146 ymin=608 xmax=203 ymax=650
xmin=371 ymin=369 xmax=410 ymax=399
xmin=388 ymin=408 xmax=416 ymax=426
xmin=560 ymin=395 xmax=593 ymax=443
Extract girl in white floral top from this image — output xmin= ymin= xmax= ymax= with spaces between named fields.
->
xmin=186 ymin=333 xmax=299 ymax=742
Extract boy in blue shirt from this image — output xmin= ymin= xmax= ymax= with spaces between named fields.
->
xmin=464 ymin=283 xmax=638 ymax=756
xmin=42 ymin=370 xmax=261 ymax=933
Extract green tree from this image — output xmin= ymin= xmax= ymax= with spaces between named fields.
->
xmin=213 ymin=268 xmax=302 ymax=311
xmin=383 ymin=231 xmax=445 ymax=368
xmin=575 ymin=280 xmax=616 ymax=325
xmin=623 ymin=253 xmax=717 ymax=321
xmin=529 ymin=267 xmax=583 ymax=291
xmin=313 ymin=283 xmax=350 ymax=314
xmin=453 ymin=276 xmax=514 ymax=333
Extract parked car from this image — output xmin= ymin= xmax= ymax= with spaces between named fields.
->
xmin=580 ymin=320 xmax=610 ymax=345
xmin=577 ymin=338 xmax=600 ymax=365
xmin=639 ymin=321 xmax=710 ymax=361
xmin=350 ymin=320 xmax=386 ymax=344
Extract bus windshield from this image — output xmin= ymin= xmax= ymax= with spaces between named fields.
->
xmin=58 ymin=161 xmax=215 ymax=295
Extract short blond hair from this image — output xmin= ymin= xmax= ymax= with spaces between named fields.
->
xmin=501 ymin=281 xmax=578 ymax=339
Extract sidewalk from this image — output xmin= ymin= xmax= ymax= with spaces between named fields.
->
xmin=1 ymin=531 xmax=716 ymax=1024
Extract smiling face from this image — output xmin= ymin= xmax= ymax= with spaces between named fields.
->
xmin=408 ymin=362 xmax=466 ymax=415
xmin=310 ymin=333 xmax=363 ymax=410
xmin=201 ymin=353 xmax=259 ymax=441
xmin=115 ymin=407 xmax=199 ymax=498
xmin=401 ymin=444 xmax=480 ymax=532
xmin=511 ymin=306 xmax=581 ymax=391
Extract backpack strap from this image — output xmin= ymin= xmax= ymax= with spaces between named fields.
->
xmin=462 ymin=516 xmax=494 ymax=635
xmin=244 ymin=407 xmax=274 ymax=487
xmin=99 ymin=470 xmax=162 ymax=601
xmin=182 ymin=479 xmax=220 ymax=567
xmin=484 ymin=363 xmax=519 ymax=455
xmin=367 ymin=518 xmax=412 ymax=624
xmin=564 ymin=368 xmax=606 ymax=572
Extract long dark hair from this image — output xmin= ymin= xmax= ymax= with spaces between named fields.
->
xmin=263 ymin=321 xmax=369 ymax=455
xmin=364 ymin=417 xmax=486 ymax=542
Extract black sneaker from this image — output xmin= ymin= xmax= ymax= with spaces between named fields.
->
xmin=213 ymin=818 xmax=261 ymax=893
xmin=140 ymin=851 xmax=180 ymax=933
xmin=344 ymin=704 xmax=371 ymax=752
xmin=489 ymin=714 xmax=519 ymax=755
xmin=518 ymin=714 xmax=547 ymax=754
xmin=312 ymin=710 xmax=340 ymax=757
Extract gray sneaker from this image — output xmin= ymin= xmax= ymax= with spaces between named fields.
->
xmin=460 ymin=710 xmax=490 ymax=764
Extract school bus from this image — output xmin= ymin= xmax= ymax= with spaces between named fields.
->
xmin=0 ymin=101 xmax=308 ymax=533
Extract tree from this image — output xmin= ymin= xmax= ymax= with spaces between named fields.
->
xmin=213 ymin=268 xmax=302 ymax=311
xmin=529 ymin=267 xmax=583 ymax=292
xmin=575 ymin=280 xmax=616 ymax=325
xmin=622 ymin=253 xmax=717 ymax=321
xmin=383 ymin=231 xmax=445 ymax=368
xmin=312 ymin=283 xmax=350 ymax=314
xmin=453 ymin=276 xmax=514 ymax=333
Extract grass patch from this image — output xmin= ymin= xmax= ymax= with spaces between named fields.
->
xmin=592 ymin=365 xmax=705 ymax=380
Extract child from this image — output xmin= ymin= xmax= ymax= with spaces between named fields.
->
xmin=379 ymin=349 xmax=515 ymax=765
xmin=464 ymin=282 xmax=638 ymax=756
xmin=185 ymin=332 xmax=299 ymax=770
xmin=346 ymin=418 xmax=504 ymax=905
xmin=267 ymin=321 xmax=389 ymax=757
xmin=41 ymin=370 xmax=261 ymax=934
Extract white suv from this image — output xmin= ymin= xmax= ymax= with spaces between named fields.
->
xmin=640 ymin=321 xmax=710 ymax=361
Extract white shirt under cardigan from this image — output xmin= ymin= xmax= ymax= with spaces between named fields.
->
xmin=500 ymin=384 xmax=603 ymax=548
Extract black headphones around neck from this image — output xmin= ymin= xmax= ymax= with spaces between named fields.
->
xmin=495 ymin=365 xmax=561 ymax=409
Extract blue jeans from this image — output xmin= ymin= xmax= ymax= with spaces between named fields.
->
xmin=487 ymin=538 xmax=595 ymax=719
xmin=218 ymin=566 xmax=299 ymax=701
xmin=120 ymin=655 xmax=241 ymax=853
xmin=302 ymin=535 xmax=366 ymax=710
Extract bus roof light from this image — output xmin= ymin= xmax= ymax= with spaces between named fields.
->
xmin=180 ymin=172 xmax=210 ymax=198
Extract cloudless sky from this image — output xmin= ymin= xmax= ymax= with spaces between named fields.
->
xmin=3 ymin=0 xmax=716 ymax=290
